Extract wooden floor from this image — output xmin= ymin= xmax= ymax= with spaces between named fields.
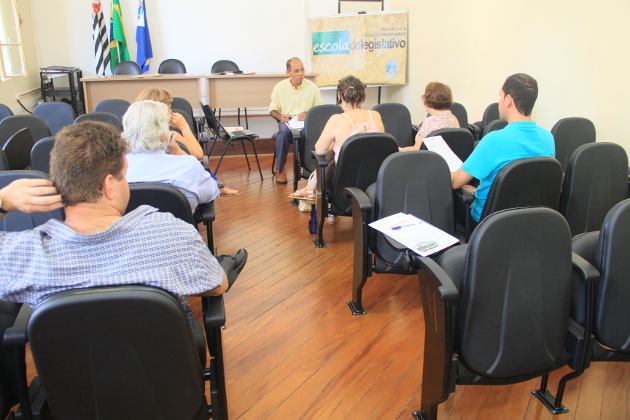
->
xmin=24 ymin=153 xmax=630 ymax=420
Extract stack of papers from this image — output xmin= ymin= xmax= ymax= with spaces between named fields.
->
xmin=369 ymin=212 xmax=459 ymax=257
xmin=286 ymin=116 xmax=304 ymax=130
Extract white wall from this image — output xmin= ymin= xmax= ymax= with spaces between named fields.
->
xmin=385 ymin=0 xmax=630 ymax=151
xmin=24 ymin=0 xmax=630 ymax=151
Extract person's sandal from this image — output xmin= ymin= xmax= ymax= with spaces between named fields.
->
xmin=288 ymin=187 xmax=315 ymax=200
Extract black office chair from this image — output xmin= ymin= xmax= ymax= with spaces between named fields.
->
xmin=30 ymin=136 xmax=55 ymax=175
xmin=344 ymin=151 xmax=455 ymax=315
xmin=0 ymin=103 xmax=13 ymax=121
xmin=158 ymin=58 xmax=187 ymax=74
xmin=5 ymin=285 xmax=228 ymax=420
xmin=0 ymin=171 xmax=65 ymax=232
xmin=426 ymin=127 xmax=475 ymax=162
xmin=125 ymin=183 xmax=216 ymax=254
xmin=33 ymin=102 xmax=75 ymax=136
xmin=2 ymin=128 xmax=33 ymax=170
xmin=201 ymin=104 xmax=262 ymax=180
xmin=113 ymin=60 xmax=142 ymax=75
xmin=412 ymin=207 xmax=598 ymax=420
xmin=312 ymin=132 xmax=398 ymax=248
xmin=94 ymin=99 xmax=131 ymax=121
xmin=274 ymin=104 xmax=343 ymax=196
xmin=571 ymin=198 xmax=630 ymax=363
xmin=372 ymin=103 xmax=418 ymax=148
xmin=559 ymin=142 xmax=628 ymax=237
xmin=471 ymin=102 xmax=499 ymax=141
xmin=481 ymin=118 xmax=507 ymax=137
xmin=75 ymin=112 xmax=122 ymax=132
xmin=0 ymin=115 xmax=51 ymax=148
xmin=551 ymin=117 xmax=596 ymax=172
xmin=210 ymin=60 xmax=248 ymax=128
xmin=457 ymin=157 xmax=563 ymax=242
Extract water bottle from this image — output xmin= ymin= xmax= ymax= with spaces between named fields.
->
xmin=309 ymin=204 xmax=317 ymax=234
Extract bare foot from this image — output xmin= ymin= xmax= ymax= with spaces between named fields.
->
xmin=220 ymin=186 xmax=239 ymax=196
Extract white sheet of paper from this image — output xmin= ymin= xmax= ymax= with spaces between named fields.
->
xmin=423 ymin=135 xmax=463 ymax=172
xmin=287 ymin=116 xmax=304 ymax=130
xmin=369 ymin=212 xmax=459 ymax=257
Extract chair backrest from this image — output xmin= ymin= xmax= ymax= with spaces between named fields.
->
xmin=560 ymin=142 xmax=628 ymax=236
xmin=449 ymin=102 xmax=468 ymax=128
xmin=2 ymin=127 xmax=33 ymax=170
xmin=0 ymin=103 xmax=13 ymax=121
xmin=331 ymin=132 xmax=399 ymax=213
xmin=458 ymin=207 xmax=573 ymax=377
xmin=172 ymin=97 xmax=194 ymax=118
xmin=211 ymin=60 xmax=240 ymax=73
xmin=126 ymin=183 xmax=194 ymax=225
xmin=113 ymin=61 xmax=142 ymax=75
xmin=372 ymin=151 xmax=454 ymax=265
xmin=585 ymin=199 xmax=630 ymax=353
xmin=200 ymin=104 xmax=220 ymax=137
xmin=427 ymin=127 xmax=475 ymax=162
xmin=551 ymin=117 xmax=596 ymax=172
xmin=481 ymin=102 xmax=499 ymax=130
xmin=372 ymin=103 xmax=415 ymax=148
xmin=482 ymin=119 xmax=507 ymax=137
xmin=94 ymin=99 xmax=131 ymax=121
xmin=0 ymin=170 xmax=64 ymax=231
xmin=33 ymin=102 xmax=75 ymax=136
xmin=0 ymin=114 xmax=51 ymax=147
xmin=28 ymin=285 xmax=207 ymax=420
xmin=480 ymin=156 xmax=563 ymax=221
xmin=158 ymin=58 xmax=187 ymax=74
xmin=301 ymin=104 xmax=343 ymax=173
xmin=30 ymin=136 xmax=55 ymax=174
xmin=74 ymin=112 xmax=122 ymax=132
xmin=172 ymin=109 xmax=198 ymax=139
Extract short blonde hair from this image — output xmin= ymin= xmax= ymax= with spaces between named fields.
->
xmin=135 ymin=86 xmax=173 ymax=106
xmin=122 ymin=100 xmax=170 ymax=153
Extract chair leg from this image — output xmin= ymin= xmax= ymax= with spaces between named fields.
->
xmin=208 ymin=138 xmax=218 ymax=157
xmin=207 ymin=325 xmax=229 ymax=420
xmin=240 ymin=140 xmax=252 ymax=170
xmin=313 ymin=165 xmax=327 ymax=248
xmin=214 ymin=141 xmax=231 ymax=175
xmin=271 ymin=150 xmax=276 ymax=175
xmin=347 ymin=199 xmax=371 ymax=315
xmin=237 ymin=108 xmax=241 ymax=127
xmin=531 ymin=372 xmax=571 ymax=415
xmin=247 ymin=138 xmax=264 ymax=181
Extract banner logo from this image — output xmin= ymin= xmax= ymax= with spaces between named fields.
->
xmin=312 ymin=31 xmax=350 ymax=55
xmin=385 ymin=60 xmax=398 ymax=78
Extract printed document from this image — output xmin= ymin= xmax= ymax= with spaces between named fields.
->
xmin=287 ymin=116 xmax=305 ymax=130
xmin=369 ymin=212 xmax=459 ymax=257
xmin=423 ymin=135 xmax=463 ymax=172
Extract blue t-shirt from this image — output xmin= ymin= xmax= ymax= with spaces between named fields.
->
xmin=461 ymin=121 xmax=555 ymax=222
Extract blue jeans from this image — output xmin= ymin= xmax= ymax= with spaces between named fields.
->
xmin=275 ymin=121 xmax=292 ymax=172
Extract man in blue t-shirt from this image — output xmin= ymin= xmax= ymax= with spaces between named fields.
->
xmin=451 ymin=73 xmax=555 ymax=222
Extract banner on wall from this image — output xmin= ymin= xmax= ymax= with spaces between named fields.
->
xmin=309 ymin=11 xmax=408 ymax=87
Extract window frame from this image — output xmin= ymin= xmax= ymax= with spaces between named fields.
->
xmin=0 ymin=0 xmax=26 ymax=81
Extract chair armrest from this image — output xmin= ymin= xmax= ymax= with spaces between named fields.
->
xmin=454 ymin=188 xmax=475 ymax=205
xmin=200 ymin=201 xmax=215 ymax=224
xmin=344 ymin=187 xmax=373 ymax=213
xmin=311 ymin=152 xmax=329 ymax=167
xmin=202 ymin=295 xmax=226 ymax=328
xmin=4 ymin=304 xmax=32 ymax=347
xmin=413 ymin=256 xmax=459 ymax=302
xmin=571 ymin=253 xmax=599 ymax=284
xmin=290 ymin=128 xmax=301 ymax=141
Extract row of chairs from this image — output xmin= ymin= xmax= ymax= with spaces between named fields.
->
xmin=0 ymin=170 xmax=227 ymax=420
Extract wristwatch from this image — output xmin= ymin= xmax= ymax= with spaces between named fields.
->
xmin=0 ymin=196 xmax=7 ymax=214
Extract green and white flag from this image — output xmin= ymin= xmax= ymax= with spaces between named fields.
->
xmin=109 ymin=0 xmax=130 ymax=72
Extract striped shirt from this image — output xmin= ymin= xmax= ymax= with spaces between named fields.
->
xmin=0 ymin=206 xmax=224 ymax=308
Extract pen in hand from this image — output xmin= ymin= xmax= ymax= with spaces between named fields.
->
xmin=166 ymin=133 xmax=174 ymax=152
